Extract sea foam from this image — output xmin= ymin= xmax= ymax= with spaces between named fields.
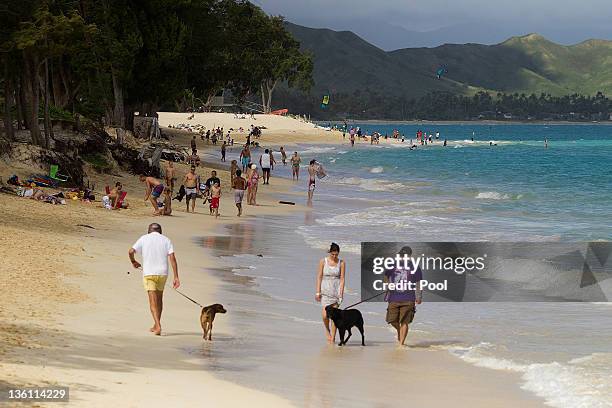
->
xmin=450 ymin=343 xmax=612 ymax=408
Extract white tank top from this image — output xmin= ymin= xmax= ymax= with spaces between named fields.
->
xmin=323 ymin=257 xmax=341 ymax=278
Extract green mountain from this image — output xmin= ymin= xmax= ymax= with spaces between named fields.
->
xmin=285 ymin=22 xmax=612 ymax=100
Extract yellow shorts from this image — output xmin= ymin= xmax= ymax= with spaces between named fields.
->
xmin=143 ymin=275 xmax=168 ymax=291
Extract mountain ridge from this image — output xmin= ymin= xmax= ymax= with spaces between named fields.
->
xmin=284 ymin=22 xmax=612 ymax=100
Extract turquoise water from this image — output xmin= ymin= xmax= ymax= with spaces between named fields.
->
xmin=298 ymin=124 xmax=612 ymax=248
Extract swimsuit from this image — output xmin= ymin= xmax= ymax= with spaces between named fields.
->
xmin=234 ymin=189 xmax=244 ymax=204
xmin=210 ymin=196 xmax=220 ymax=209
xmin=185 ymin=187 xmax=197 ymax=199
xmin=241 ymin=156 xmax=250 ymax=168
xmin=249 ymin=172 xmax=259 ymax=187
xmin=151 ymin=184 xmax=164 ymax=198
xmin=309 ymin=176 xmax=316 ymax=191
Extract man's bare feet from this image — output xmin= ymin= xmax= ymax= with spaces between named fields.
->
xmin=152 ymin=325 xmax=161 ymax=335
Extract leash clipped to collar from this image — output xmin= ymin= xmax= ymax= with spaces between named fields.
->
xmin=174 ymin=288 xmax=204 ymax=308
xmin=343 ymin=291 xmax=387 ymax=310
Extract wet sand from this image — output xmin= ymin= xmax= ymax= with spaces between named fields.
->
xmin=0 ymin=139 xmax=546 ymax=407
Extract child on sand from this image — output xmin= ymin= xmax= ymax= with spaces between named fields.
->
xmin=232 ymin=169 xmax=247 ymax=216
xmin=210 ymin=181 xmax=221 ymax=218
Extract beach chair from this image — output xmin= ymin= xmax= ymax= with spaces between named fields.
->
xmin=27 ymin=174 xmax=58 ymax=188
xmin=115 ymin=191 xmax=127 ymax=208
xmin=49 ymin=165 xmax=69 ymax=182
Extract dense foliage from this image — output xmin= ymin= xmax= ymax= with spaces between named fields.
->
xmin=276 ymin=89 xmax=612 ymax=121
xmin=0 ymin=0 xmax=313 ymax=146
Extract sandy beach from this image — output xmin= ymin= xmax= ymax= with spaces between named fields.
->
xmin=0 ymin=120 xmax=550 ymax=407
xmin=158 ymin=112 xmax=345 ymax=146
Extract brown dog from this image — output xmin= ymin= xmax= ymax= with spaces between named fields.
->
xmin=200 ymin=304 xmax=227 ymax=340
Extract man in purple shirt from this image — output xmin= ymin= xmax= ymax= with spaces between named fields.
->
xmin=384 ymin=246 xmax=423 ymax=346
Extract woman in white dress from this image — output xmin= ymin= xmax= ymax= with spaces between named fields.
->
xmin=315 ymin=243 xmax=346 ymax=343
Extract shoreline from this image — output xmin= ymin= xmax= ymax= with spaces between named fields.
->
xmin=326 ymin=119 xmax=612 ymax=126
xmin=191 ymin=197 xmax=547 ymax=407
xmin=0 ymin=131 xmax=574 ymax=406
xmin=0 ymin=151 xmax=300 ymax=406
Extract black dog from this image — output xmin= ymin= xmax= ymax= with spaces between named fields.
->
xmin=325 ymin=305 xmax=365 ymax=346
xmin=173 ymin=184 xmax=186 ymax=202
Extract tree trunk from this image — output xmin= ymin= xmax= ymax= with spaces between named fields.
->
xmin=22 ymin=51 xmax=42 ymax=146
xmin=44 ymin=54 xmax=53 ymax=148
xmin=50 ymin=57 xmax=69 ymax=108
xmin=3 ymin=62 xmax=15 ymax=141
xmin=111 ymin=70 xmax=125 ymax=128
xmin=266 ymin=79 xmax=277 ymax=114
xmin=260 ymin=84 xmax=267 ymax=113
xmin=124 ymin=105 xmax=135 ymax=132
xmin=16 ymin=76 xmax=24 ymax=130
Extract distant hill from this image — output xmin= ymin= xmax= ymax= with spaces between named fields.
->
xmin=283 ymin=22 xmax=612 ymax=103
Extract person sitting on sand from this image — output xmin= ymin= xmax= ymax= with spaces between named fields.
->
xmin=315 ymin=242 xmax=345 ymax=344
xmin=247 ymin=164 xmax=259 ymax=206
xmin=232 ymin=169 xmax=247 ymax=217
xmin=140 ymin=175 xmax=165 ymax=215
xmin=183 ymin=165 xmax=199 ymax=213
xmin=109 ymin=182 xmax=128 ymax=209
xmin=291 ymin=152 xmax=301 ymax=180
xmin=129 ymin=223 xmax=180 ymax=336
xmin=384 ymin=246 xmax=423 ymax=346
xmin=210 ymin=181 xmax=221 ymax=218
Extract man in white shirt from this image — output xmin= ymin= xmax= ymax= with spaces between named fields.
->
xmin=128 ymin=223 xmax=180 ymax=335
xmin=259 ymin=148 xmax=275 ymax=185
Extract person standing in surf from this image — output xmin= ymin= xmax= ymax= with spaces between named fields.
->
xmin=291 ymin=152 xmax=301 ymax=180
xmin=384 ymin=246 xmax=423 ymax=346
xmin=239 ymin=144 xmax=251 ymax=172
xmin=307 ymin=159 xmax=318 ymax=206
xmin=315 ymin=243 xmax=346 ymax=344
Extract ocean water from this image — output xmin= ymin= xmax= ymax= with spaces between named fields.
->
xmin=298 ymin=123 xmax=612 ymax=247
xmin=211 ymin=123 xmax=612 ymax=407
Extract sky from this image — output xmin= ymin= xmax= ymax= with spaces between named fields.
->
xmin=253 ymin=0 xmax=612 ymax=50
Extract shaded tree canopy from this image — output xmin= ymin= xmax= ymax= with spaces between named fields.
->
xmin=1 ymin=0 xmax=314 ymax=145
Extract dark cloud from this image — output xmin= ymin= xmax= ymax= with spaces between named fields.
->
xmin=255 ymin=0 xmax=612 ymax=49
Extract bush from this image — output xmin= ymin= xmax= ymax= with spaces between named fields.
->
xmin=82 ymin=152 xmax=112 ymax=173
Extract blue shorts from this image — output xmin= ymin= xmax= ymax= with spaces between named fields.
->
xmin=151 ymin=184 xmax=164 ymax=198
xmin=241 ymin=157 xmax=250 ymax=168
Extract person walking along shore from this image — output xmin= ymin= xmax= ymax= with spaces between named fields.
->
xmin=129 ymin=223 xmax=180 ymax=335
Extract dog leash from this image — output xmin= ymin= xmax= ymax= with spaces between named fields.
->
xmin=174 ymin=288 xmax=204 ymax=308
xmin=343 ymin=291 xmax=387 ymax=310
